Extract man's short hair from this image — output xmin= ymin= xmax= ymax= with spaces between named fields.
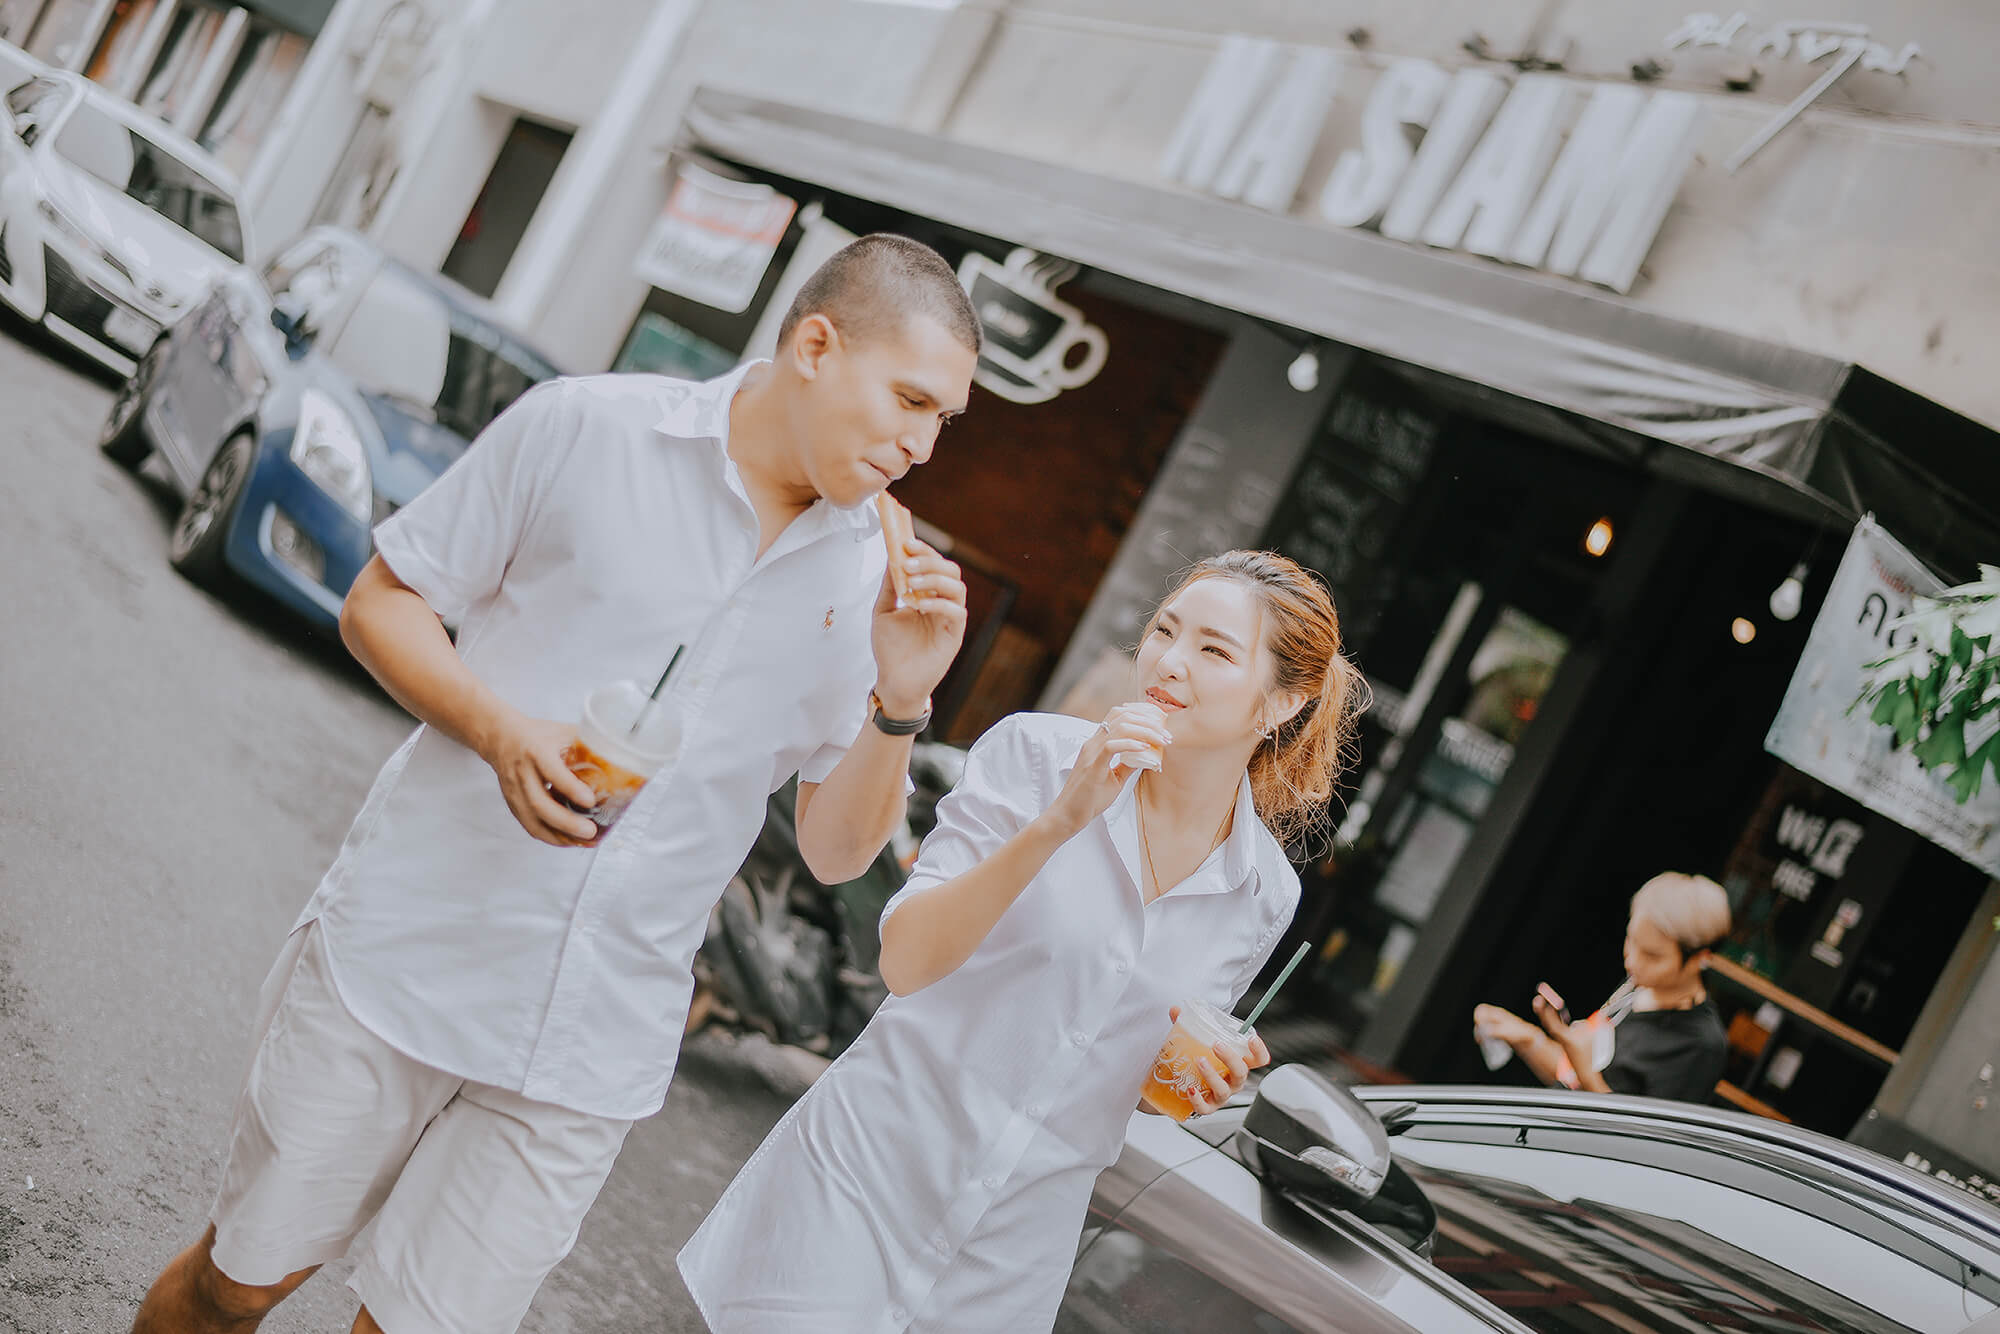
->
xmin=776 ymin=233 xmax=983 ymax=357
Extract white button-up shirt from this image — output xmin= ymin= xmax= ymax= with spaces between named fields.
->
xmin=679 ymin=711 xmax=1300 ymax=1332
xmin=298 ymin=366 xmax=887 ymax=1119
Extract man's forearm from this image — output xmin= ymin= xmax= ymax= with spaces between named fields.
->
xmin=795 ymin=723 xmax=914 ymax=883
xmin=340 ymin=556 xmax=516 ymax=759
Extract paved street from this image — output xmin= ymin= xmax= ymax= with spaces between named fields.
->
xmin=0 ymin=322 xmax=796 ymax=1332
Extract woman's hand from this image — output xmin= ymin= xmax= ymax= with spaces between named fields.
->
xmin=1171 ymin=1005 xmax=1272 ymax=1117
xmin=1472 ymin=1003 xmax=1539 ymax=1049
xmin=1042 ymin=703 xmax=1172 ymax=838
xmin=1530 ymin=992 xmax=1577 ymax=1046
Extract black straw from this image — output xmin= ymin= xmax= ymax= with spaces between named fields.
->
xmin=630 ymin=644 xmax=686 ymax=736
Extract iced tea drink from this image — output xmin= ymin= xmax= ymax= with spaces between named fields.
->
xmin=558 ymin=680 xmax=683 ymax=846
xmin=1140 ymin=998 xmax=1254 ymax=1122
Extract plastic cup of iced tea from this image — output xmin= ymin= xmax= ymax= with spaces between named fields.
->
xmin=1140 ymin=998 xmax=1254 ymax=1122
xmin=558 ymin=681 xmax=682 ymax=846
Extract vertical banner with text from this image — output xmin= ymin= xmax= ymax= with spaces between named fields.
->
xmin=1766 ymin=517 xmax=2000 ymax=878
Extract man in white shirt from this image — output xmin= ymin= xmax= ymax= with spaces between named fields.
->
xmin=133 ymin=234 xmax=981 ymax=1334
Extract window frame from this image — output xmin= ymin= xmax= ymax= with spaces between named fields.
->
xmin=1376 ymin=1113 xmax=2000 ymax=1331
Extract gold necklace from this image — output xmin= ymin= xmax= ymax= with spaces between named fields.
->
xmin=1136 ymin=774 xmax=1236 ymax=901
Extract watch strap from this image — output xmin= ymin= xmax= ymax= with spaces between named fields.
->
xmin=870 ymin=691 xmax=931 ymax=736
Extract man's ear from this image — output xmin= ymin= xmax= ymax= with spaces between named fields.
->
xmin=789 ymin=313 xmax=839 ymax=380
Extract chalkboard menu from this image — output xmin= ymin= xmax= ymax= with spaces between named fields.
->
xmin=1261 ymin=361 xmax=1445 ymax=649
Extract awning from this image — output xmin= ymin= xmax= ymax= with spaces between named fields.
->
xmin=682 ymin=89 xmax=2000 ymax=578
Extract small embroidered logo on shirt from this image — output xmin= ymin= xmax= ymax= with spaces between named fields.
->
xmin=823 ymin=607 xmax=836 ymax=630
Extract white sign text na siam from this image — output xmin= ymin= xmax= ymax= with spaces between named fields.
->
xmin=1161 ymin=36 xmax=1706 ymax=294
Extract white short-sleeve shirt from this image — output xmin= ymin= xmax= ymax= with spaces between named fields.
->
xmin=678 ymin=712 xmax=1302 ymax=1332
xmin=297 ymin=365 xmax=888 ymax=1120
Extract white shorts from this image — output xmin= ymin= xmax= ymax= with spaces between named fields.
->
xmin=209 ymin=922 xmax=633 ymax=1334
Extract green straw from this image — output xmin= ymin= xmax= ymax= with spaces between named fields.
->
xmin=1239 ymin=941 xmax=1313 ymax=1035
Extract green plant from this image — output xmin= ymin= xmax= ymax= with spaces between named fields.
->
xmin=1853 ymin=567 xmax=2000 ymax=803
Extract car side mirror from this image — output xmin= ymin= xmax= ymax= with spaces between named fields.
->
xmin=1234 ymin=1065 xmax=1390 ymax=1211
xmin=270 ymin=302 xmax=311 ymax=356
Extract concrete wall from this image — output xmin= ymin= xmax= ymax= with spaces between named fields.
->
xmin=519 ymin=0 xmax=974 ymax=371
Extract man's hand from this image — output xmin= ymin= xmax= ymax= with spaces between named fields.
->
xmin=476 ymin=711 xmax=600 ymax=847
xmin=871 ymin=538 xmax=968 ymax=716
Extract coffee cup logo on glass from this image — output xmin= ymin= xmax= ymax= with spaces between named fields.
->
xmin=1142 ymin=999 xmax=1255 ymax=1122
xmin=560 ymin=645 xmax=687 ymax=846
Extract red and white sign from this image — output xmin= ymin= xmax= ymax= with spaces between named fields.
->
xmin=636 ymin=162 xmax=797 ymax=313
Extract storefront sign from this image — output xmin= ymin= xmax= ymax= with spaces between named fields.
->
xmin=634 ymin=162 xmax=796 ymax=314
xmin=1766 ymin=517 xmax=2000 ymax=878
xmin=955 ymin=248 xmax=1108 ymax=405
xmin=1666 ymin=13 xmax=1924 ymax=172
xmin=1160 ymin=36 xmax=1704 ymax=294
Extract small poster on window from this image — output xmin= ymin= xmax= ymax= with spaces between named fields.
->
xmin=633 ymin=162 xmax=795 ymax=314
xmin=1765 ymin=517 xmax=2000 ymax=878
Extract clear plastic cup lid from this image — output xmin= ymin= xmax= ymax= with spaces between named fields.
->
xmin=579 ymin=681 xmax=683 ymax=774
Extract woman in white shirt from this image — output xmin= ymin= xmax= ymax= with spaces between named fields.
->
xmin=678 ymin=550 xmax=1360 ymax=1333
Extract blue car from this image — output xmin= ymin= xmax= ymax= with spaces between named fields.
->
xmin=97 ymin=225 xmax=561 ymax=629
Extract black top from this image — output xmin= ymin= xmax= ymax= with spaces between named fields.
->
xmin=1601 ymin=1000 xmax=1728 ymax=1104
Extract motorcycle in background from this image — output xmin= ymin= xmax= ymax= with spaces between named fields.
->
xmin=690 ymin=741 xmax=966 ymax=1055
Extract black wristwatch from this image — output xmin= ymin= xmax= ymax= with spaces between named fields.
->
xmin=870 ymin=690 xmax=932 ymax=737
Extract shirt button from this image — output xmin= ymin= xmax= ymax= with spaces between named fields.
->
xmin=1072 ymin=1031 xmax=1088 ymax=1048
xmin=1115 ymin=959 xmax=1130 ymax=974
xmin=933 ymin=1237 xmax=950 ymax=1255
xmin=890 ymin=1306 xmax=908 ymax=1324
xmin=1028 ymin=1102 xmax=1046 ymax=1118
xmin=984 ymin=1176 xmax=1000 ymax=1190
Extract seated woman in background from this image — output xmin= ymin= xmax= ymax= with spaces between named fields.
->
xmin=1474 ymin=872 xmax=1732 ymax=1104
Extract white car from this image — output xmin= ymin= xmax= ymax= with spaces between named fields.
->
xmin=1 ymin=38 xmax=39 ymax=93
xmin=0 ymin=70 xmax=249 ymax=376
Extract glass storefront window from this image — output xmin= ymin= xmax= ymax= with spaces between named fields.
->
xmin=85 ymin=0 xmax=162 ymax=92
xmin=197 ymin=20 xmax=304 ymax=173
xmin=25 ymin=0 xmax=107 ymax=68
xmin=135 ymin=0 xmax=222 ymax=123
xmin=1262 ymin=359 xmax=1640 ymax=1047
xmin=0 ymin=0 xmax=51 ymax=47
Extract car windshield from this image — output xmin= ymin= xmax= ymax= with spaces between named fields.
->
xmin=1386 ymin=1129 xmax=2000 ymax=1334
xmin=328 ymin=267 xmax=554 ymax=441
xmin=433 ymin=321 xmax=558 ymax=442
xmin=52 ymin=100 xmax=243 ymax=261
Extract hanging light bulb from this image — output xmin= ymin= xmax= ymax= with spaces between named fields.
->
xmin=1732 ymin=617 xmax=1758 ymax=644
xmin=1287 ymin=348 xmax=1320 ymax=393
xmin=1583 ymin=517 xmax=1615 ymax=558
xmin=1769 ymin=562 xmax=1807 ymax=621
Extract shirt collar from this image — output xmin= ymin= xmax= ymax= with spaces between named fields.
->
xmin=655 ymin=360 xmax=878 ymax=537
xmin=1065 ymin=752 xmax=1265 ymax=898
xmin=652 ymin=359 xmax=762 ymax=442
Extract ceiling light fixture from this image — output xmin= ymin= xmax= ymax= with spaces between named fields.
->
xmin=1583 ymin=517 xmax=1615 ymax=558
xmin=1287 ymin=348 xmax=1320 ymax=393
xmin=1769 ymin=562 xmax=1808 ymax=621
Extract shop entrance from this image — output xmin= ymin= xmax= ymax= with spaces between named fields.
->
xmin=442 ymin=116 xmax=573 ymax=299
xmin=1342 ymin=465 xmax=1994 ymax=1135
xmin=1262 ymin=360 xmax=1644 ymax=1053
